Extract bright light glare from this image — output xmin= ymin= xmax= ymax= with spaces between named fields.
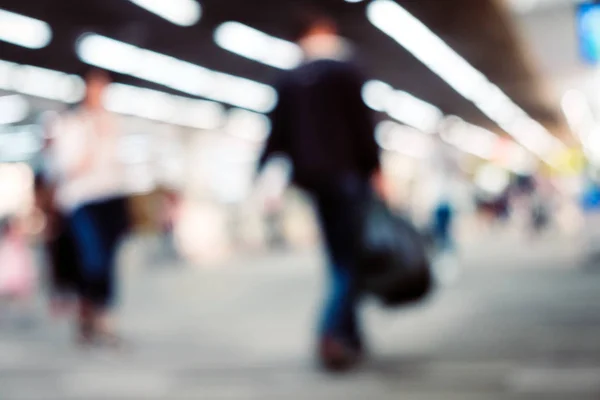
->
xmin=363 ymin=80 xmax=442 ymax=133
xmin=561 ymin=90 xmax=593 ymax=135
xmin=505 ymin=144 xmax=537 ymax=174
xmin=367 ymin=0 xmax=565 ymax=160
xmin=585 ymin=126 xmax=600 ymax=164
xmin=475 ymin=164 xmax=510 ymax=196
xmin=224 ymin=109 xmax=271 ymax=142
xmin=375 ymin=120 xmax=432 ymax=158
xmin=0 ymin=8 xmax=52 ymax=49
xmin=0 ymin=162 xmax=34 ymax=216
xmin=77 ymin=33 xmax=278 ymax=113
xmin=362 ymin=80 xmax=392 ymax=111
xmin=441 ymin=116 xmax=498 ymax=160
xmin=128 ymin=0 xmax=201 ymax=26
xmin=0 ymin=59 xmax=84 ymax=103
xmin=215 ymin=22 xmax=303 ymax=70
xmin=0 ymin=95 xmax=29 ymax=125
xmin=0 ymin=125 xmax=43 ymax=162
xmin=104 ymin=83 xmax=225 ymax=130
xmin=560 ymin=90 xmax=600 ymax=163
xmin=387 ymin=90 xmax=443 ymax=134
xmin=441 ymin=116 xmax=535 ymax=173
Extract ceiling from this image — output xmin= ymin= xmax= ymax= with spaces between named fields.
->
xmin=0 ymin=0 xmax=566 ymax=136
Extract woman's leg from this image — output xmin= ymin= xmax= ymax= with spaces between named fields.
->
xmin=89 ymin=198 xmax=129 ymax=345
xmin=68 ymin=205 xmax=104 ymax=343
xmin=68 ymin=199 xmax=128 ymax=344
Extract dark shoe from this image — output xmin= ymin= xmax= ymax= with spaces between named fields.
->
xmin=318 ymin=336 xmax=362 ymax=372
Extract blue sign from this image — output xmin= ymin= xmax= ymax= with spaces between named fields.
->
xmin=578 ymin=3 xmax=600 ymax=64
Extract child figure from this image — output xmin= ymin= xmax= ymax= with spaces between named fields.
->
xmin=0 ymin=218 xmax=37 ymax=324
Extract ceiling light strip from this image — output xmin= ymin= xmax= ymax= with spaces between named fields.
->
xmin=362 ymin=79 xmax=443 ymax=133
xmin=104 ymin=83 xmax=225 ymax=130
xmin=76 ymin=33 xmax=278 ymax=113
xmin=0 ymin=8 xmax=52 ymax=49
xmin=214 ymin=22 xmax=303 ymax=70
xmin=367 ymin=0 xmax=565 ymax=162
xmin=0 ymin=59 xmax=84 ymax=103
xmin=0 ymin=94 xmax=30 ymax=125
xmin=127 ymin=0 xmax=202 ymax=26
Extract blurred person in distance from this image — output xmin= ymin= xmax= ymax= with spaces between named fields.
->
xmin=0 ymin=217 xmax=37 ymax=326
xmin=528 ymin=177 xmax=552 ymax=237
xmin=427 ymin=135 xmax=458 ymax=255
xmin=157 ymin=185 xmax=182 ymax=264
xmin=264 ymin=196 xmax=287 ymax=250
xmin=46 ymin=67 xmax=130 ymax=346
xmin=258 ymin=12 xmax=383 ymax=371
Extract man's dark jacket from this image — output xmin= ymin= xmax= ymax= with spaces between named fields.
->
xmin=259 ymin=59 xmax=380 ymax=191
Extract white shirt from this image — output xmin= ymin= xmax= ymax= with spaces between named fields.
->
xmin=48 ymin=108 xmax=126 ymax=212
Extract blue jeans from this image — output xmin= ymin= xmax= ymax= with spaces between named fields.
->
xmin=68 ymin=197 xmax=128 ymax=308
xmin=313 ymin=176 xmax=369 ymax=347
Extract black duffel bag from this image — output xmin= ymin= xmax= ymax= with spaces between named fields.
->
xmin=357 ymin=194 xmax=433 ymax=307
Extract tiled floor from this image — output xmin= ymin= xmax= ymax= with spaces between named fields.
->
xmin=1 ymin=236 xmax=600 ymax=399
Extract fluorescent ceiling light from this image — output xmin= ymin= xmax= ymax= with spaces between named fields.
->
xmin=441 ymin=116 xmax=535 ymax=173
xmin=76 ymin=33 xmax=278 ymax=113
xmin=365 ymin=79 xmax=533 ymax=169
xmin=375 ymin=120 xmax=432 ymax=158
xmin=0 ymin=8 xmax=52 ymax=49
xmin=0 ymin=59 xmax=85 ymax=103
xmin=214 ymin=22 xmax=303 ymax=70
xmin=561 ymin=90 xmax=595 ymax=145
xmin=386 ymin=90 xmax=443 ymax=134
xmin=499 ymin=117 xmax=562 ymax=165
xmin=224 ymin=108 xmax=271 ymax=142
xmin=104 ymin=83 xmax=225 ymax=130
xmin=363 ymin=79 xmax=442 ymax=133
xmin=0 ymin=95 xmax=29 ymax=125
xmin=128 ymin=0 xmax=201 ymax=26
xmin=0 ymin=125 xmax=43 ymax=161
xmin=367 ymin=0 xmax=565 ymax=161
xmin=362 ymin=80 xmax=392 ymax=112
xmin=441 ymin=116 xmax=499 ymax=160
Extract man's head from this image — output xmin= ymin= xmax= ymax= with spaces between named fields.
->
xmin=292 ymin=10 xmax=346 ymax=60
xmin=82 ymin=67 xmax=112 ymax=110
xmin=292 ymin=13 xmax=338 ymax=43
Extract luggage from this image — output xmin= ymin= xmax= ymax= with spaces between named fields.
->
xmin=357 ymin=194 xmax=433 ymax=307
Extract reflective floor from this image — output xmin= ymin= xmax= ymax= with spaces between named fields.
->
xmin=1 ymin=234 xmax=600 ymax=399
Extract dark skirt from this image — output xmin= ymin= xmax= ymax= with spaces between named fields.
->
xmin=68 ymin=197 xmax=129 ymax=308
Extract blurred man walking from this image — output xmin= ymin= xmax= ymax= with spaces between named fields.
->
xmin=259 ymin=14 xmax=381 ymax=371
